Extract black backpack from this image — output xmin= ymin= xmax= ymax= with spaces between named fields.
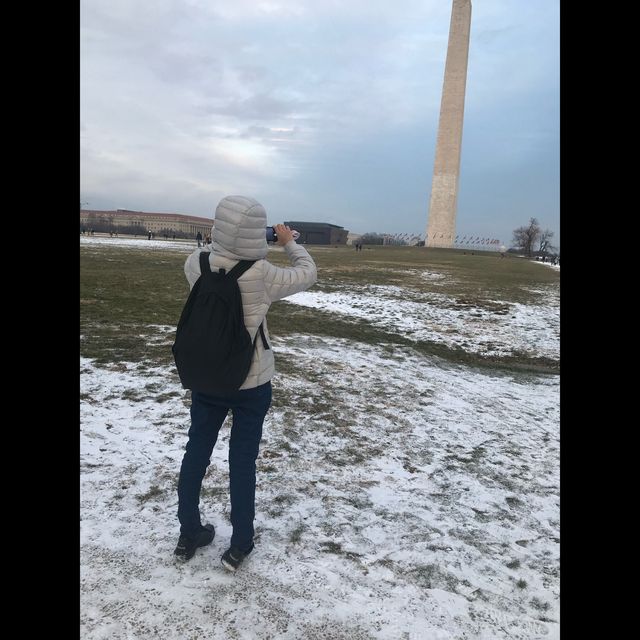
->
xmin=172 ymin=252 xmax=268 ymax=394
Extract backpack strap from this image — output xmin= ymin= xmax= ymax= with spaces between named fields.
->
xmin=227 ymin=260 xmax=256 ymax=280
xmin=212 ymin=258 xmax=268 ymax=351
xmin=198 ymin=251 xmax=212 ymax=274
xmin=225 ymin=260 xmax=270 ymax=351
xmin=258 ymin=322 xmax=270 ymax=350
xmin=199 ymin=255 xmax=255 ymax=278
xmin=251 ymin=322 xmax=270 ymax=351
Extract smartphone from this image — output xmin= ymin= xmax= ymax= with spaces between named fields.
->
xmin=266 ymin=226 xmax=300 ymax=243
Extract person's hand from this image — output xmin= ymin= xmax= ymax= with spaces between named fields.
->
xmin=274 ymin=224 xmax=295 ymax=246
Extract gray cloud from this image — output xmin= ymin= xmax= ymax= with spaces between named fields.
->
xmin=81 ymin=0 xmax=559 ymax=245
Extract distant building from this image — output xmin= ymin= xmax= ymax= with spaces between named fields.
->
xmin=346 ymin=232 xmax=363 ymax=246
xmin=284 ymin=221 xmax=348 ymax=245
xmin=80 ymin=209 xmax=213 ymax=237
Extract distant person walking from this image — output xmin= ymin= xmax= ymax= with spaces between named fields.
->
xmin=148 ymin=231 xmax=152 ymax=240
xmin=173 ymin=195 xmax=317 ymax=572
xmin=196 ymin=231 xmax=203 ymax=247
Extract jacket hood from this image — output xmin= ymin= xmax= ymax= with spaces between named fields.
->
xmin=211 ymin=196 xmax=268 ymax=261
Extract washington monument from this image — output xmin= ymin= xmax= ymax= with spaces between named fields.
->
xmin=425 ymin=0 xmax=472 ymax=248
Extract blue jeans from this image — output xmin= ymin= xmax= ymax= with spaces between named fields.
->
xmin=177 ymin=381 xmax=272 ymax=552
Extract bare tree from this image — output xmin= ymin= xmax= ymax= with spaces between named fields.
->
xmin=538 ymin=229 xmax=556 ymax=256
xmin=512 ymin=218 xmax=541 ymax=257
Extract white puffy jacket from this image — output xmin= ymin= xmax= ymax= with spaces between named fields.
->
xmin=183 ymin=195 xmax=317 ymax=390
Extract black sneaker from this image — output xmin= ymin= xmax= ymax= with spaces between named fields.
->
xmin=174 ymin=524 xmax=215 ymax=561
xmin=221 ymin=545 xmax=252 ymax=572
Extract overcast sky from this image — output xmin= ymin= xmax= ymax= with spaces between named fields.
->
xmin=80 ymin=0 xmax=559 ymax=246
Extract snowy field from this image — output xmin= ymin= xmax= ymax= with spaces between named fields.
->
xmin=284 ymin=285 xmax=558 ymax=361
xmin=81 ymin=236 xmax=560 ymax=639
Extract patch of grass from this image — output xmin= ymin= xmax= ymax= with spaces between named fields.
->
xmin=318 ymin=541 xmax=364 ymax=562
xmin=375 ymin=557 xmax=395 ymax=569
xmin=266 ymin=492 xmax=298 ymax=518
xmin=269 ymin=245 xmax=558 ymax=306
xmin=136 ymin=485 xmax=164 ymax=503
xmin=261 ymin=449 xmax=283 ymax=459
xmin=409 ymin=563 xmax=460 ymax=592
xmin=402 ymin=459 xmax=419 ymax=473
xmin=289 ymin=523 xmax=306 ymax=544
xmin=447 ymin=526 xmax=500 ymax=554
xmin=272 ymin=493 xmax=298 ymax=506
xmin=201 ymin=486 xmax=227 ymax=498
xmin=530 ymin=597 xmax=551 ymax=611
xmin=506 ymin=559 xmax=521 ymax=570
xmin=469 ymin=446 xmax=487 ymax=462
xmin=81 ymin=243 xmax=558 ymax=374
xmin=319 ymin=541 xmax=343 ymax=554
xmin=444 ymin=453 xmax=474 ymax=465
xmin=281 ymin=424 xmax=301 ymax=442
xmin=471 ymin=508 xmax=492 ymax=523
xmin=325 ymin=446 xmax=369 ymax=467
xmin=516 ymin=579 xmax=528 ymax=589
xmin=122 ymin=389 xmax=144 ymax=402
xmin=154 ymin=391 xmax=182 ymax=403
xmin=344 ymin=494 xmax=374 ymax=510
xmin=486 ymin=472 xmax=518 ymax=492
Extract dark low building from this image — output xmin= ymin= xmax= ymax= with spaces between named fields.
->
xmin=284 ymin=221 xmax=348 ymax=245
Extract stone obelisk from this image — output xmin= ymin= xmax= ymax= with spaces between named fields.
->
xmin=425 ymin=0 xmax=472 ymax=248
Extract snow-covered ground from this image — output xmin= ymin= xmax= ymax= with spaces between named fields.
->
xmin=531 ymin=260 xmax=560 ymax=272
xmin=80 ymin=235 xmax=197 ymax=252
xmin=81 ymin=236 xmax=559 ymax=639
xmin=283 ymin=286 xmax=558 ymax=361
